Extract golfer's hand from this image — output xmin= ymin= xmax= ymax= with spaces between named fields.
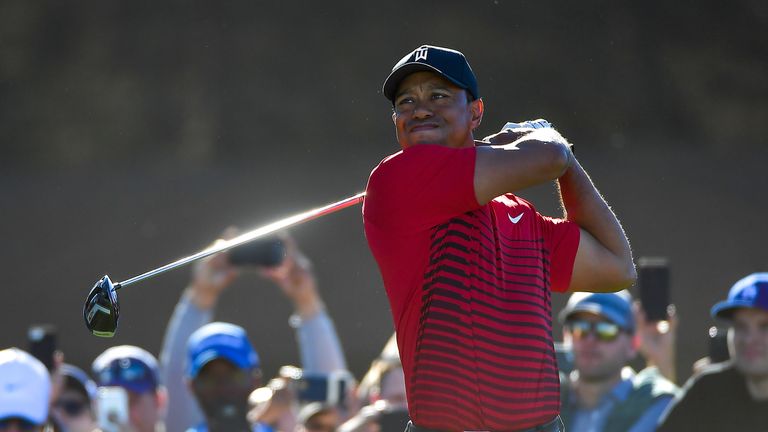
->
xmin=258 ymin=235 xmax=322 ymax=318
xmin=188 ymin=227 xmax=240 ymax=309
xmin=480 ymin=119 xmax=552 ymax=146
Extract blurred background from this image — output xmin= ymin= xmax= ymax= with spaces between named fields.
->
xmin=1 ymin=0 xmax=766 ymax=385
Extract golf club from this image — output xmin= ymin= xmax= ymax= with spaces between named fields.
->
xmin=84 ymin=192 xmax=366 ymax=337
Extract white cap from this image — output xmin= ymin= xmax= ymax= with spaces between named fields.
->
xmin=0 ymin=348 xmax=51 ymax=424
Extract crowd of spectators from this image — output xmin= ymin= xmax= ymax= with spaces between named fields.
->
xmin=1 ymin=231 xmax=765 ymax=431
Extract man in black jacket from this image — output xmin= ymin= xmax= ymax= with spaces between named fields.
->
xmin=657 ymin=273 xmax=768 ymax=430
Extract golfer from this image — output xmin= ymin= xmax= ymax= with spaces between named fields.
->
xmin=362 ymin=45 xmax=636 ymax=432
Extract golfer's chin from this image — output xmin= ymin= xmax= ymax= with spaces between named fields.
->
xmin=404 ymin=129 xmax=446 ymax=147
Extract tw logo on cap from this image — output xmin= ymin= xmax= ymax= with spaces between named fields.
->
xmin=414 ymin=46 xmax=429 ymax=61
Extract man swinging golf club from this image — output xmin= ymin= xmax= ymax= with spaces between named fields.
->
xmin=362 ymin=44 xmax=636 ymax=431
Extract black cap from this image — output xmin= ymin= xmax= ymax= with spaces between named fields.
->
xmin=382 ymin=45 xmax=479 ymax=102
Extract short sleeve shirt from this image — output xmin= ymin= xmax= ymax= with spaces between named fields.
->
xmin=363 ymin=144 xmax=579 ymax=431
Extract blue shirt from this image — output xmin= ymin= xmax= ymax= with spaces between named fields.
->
xmin=568 ymin=373 xmax=673 ymax=432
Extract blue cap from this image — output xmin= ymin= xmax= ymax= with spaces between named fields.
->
xmin=187 ymin=322 xmax=260 ymax=378
xmin=711 ymin=273 xmax=768 ymax=319
xmin=92 ymin=345 xmax=160 ymax=394
xmin=560 ymin=291 xmax=635 ymax=332
xmin=382 ymin=45 xmax=479 ymax=102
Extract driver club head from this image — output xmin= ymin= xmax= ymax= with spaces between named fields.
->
xmin=83 ymin=275 xmax=120 ymax=337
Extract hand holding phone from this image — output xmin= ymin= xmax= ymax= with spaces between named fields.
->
xmin=291 ymin=370 xmax=355 ymax=406
xmin=28 ymin=324 xmax=57 ymax=371
xmin=97 ymin=386 xmax=129 ymax=432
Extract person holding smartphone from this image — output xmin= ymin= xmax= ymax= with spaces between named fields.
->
xmin=159 ymin=230 xmax=347 ymax=432
xmin=185 ymin=322 xmax=265 ymax=432
xmin=0 ymin=348 xmax=51 ymax=432
xmin=91 ymin=345 xmax=166 ymax=432
xmin=557 ymin=291 xmax=679 ymax=432
xmin=657 ymin=273 xmax=768 ymax=431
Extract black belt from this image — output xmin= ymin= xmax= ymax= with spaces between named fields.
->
xmin=404 ymin=416 xmax=563 ymax=432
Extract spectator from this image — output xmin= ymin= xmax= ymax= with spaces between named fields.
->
xmin=0 ymin=348 xmax=51 ymax=432
xmin=295 ymin=402 xmax=340 ymax=432
xmin=355 ymin=333 xmax=405 ymax=409
xmin=657 ymin=272 xmax=768 ymax=430
xmin=247 ymin=365 xmax=356 ymax=432
xmin=51 ymin=364 xmax=98 ymax=432
xmin=185 ymin=322 xmax=263 ymax=432
xmin=160 ymin=231 xmax=346 ymax=432
xmin=91 ymin=345 xmax=166 ymax=432
xmin=338 ymin=334 xmax=409 ymax=432
xmin=558 ymin=291 xmax=679 ymax=431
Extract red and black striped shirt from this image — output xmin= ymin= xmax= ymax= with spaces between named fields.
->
xmin=363 ymin=145 xmax=579 ymax=431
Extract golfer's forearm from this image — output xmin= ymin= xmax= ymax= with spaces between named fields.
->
xmin=558 ymin=158 xmax=634 ymax=275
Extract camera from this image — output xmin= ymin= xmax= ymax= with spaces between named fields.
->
xmin=281 ymin=367 xmax=354 ymax=406
xmin=227 ymin=236 xmax=285 ymax=267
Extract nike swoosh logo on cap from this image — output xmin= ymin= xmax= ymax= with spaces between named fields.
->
xmin=508 ymin=213 xmax=523 ymax=224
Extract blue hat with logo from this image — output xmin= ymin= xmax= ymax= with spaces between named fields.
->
xmin=187 ymin=322 xmax=260 ymax=378
xmin=382 ymin=45 xmax=479 ymax=102
xmin=711 ymin=273 xmax=768 ymax=319
xmin=560 ymin=290 xmax=635 ymax=332
xmin=92 ymin=345 xmax=160 ymax=394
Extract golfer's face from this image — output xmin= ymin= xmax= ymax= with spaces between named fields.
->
xmin=730 ymin=308 xmax=768 ymax=377
xmin=392 ymin=71 xmax=480 ymax=149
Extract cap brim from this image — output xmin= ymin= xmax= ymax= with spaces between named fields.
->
xmin=382 ymin=62 xmax=469 ymax=101
xmin=189 ymin=348 xmax=256 ymax=378
xmin=711 ymin=300 xmax=756 ymax=319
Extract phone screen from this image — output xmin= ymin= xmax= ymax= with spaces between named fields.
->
xmin=28 ymin=324 xmax=57 ymax=371
xmin=637 ymin=257 xmax=671 ymax=322
xmin=97 ymin=386 xmax=129 ymax=432
xmin=296 ymin=370 xmax=353 ymax=406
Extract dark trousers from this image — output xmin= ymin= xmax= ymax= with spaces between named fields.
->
xmin=404 ymin=416 xmax=564 ymax=432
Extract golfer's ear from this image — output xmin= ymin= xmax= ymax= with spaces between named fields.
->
xmin=392 ymin=110 xmax=397 ymax=124
xmin=470 ymin=98 xmax=484 ymax=129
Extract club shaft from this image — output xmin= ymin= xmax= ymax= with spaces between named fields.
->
xmin=116 ymin=192 xmax=366 ymax=289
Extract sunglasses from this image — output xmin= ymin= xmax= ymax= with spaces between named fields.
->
xmin=55 ymin=398 xmax=89 ymax=416
xmin=566 ymin=319 xmax=624 ymax=342
xmin=0 ymin=418 xmax=38 ymax=431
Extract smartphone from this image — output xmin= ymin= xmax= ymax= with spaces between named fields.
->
xmin=295 ymin=370 xmax=354 ymax=406
xmin=708 ymin=326 xmax=730 ymax=363
xmin=637 ymin=257 xmax=671 ymax=322
xmin=96 ymin=386 xmax=129 ymax=432
xmin=27 ymin=324 xmax=57 ymax=371
xmin=228 ymin=236 xmax=285 ymax=267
